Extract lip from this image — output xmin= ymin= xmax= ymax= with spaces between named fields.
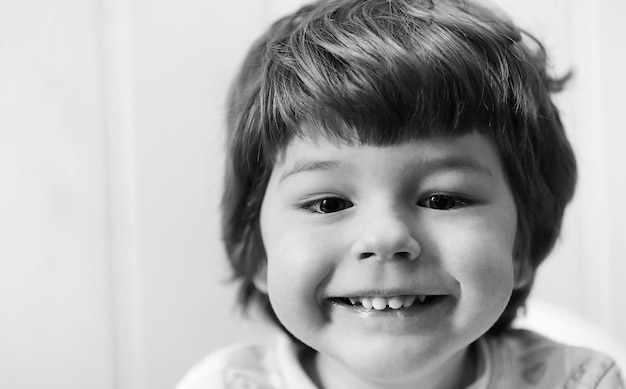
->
xmin=323 ymin=294 xmax=456 ymax=333
xmin=329 ymin=294 xmax=447 ymax=310
xmin=324 ymin=287 xmax=452 ymax=299
xmin=322 ymin=286 xmax=455 ymax=311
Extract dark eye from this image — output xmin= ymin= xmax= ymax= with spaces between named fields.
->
xmin=303 ymin=197 xmax=354 ymax=214
xmin=418 ymin=194 xmax=467 ymax=210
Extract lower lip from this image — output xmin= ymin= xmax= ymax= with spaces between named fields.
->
xmin=326 ymin=297 xmax=454 ymax=333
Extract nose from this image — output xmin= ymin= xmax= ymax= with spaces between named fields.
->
xmin=349 ymin=209 xmax=421 ymax=262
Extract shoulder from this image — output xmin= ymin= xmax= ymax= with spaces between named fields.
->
xmin=174 ymin=338 xmax=285 ymax=389
xmin=484 ymin=329 xmax=625 ymax=388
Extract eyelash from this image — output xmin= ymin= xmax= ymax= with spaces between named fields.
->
xmin=301 ymin=197 xmax=354 ymax=214
xmin=300 ymin=193 xmax=470 ymax=214
xmin=417 ymin=193 xmax=470 ymax=210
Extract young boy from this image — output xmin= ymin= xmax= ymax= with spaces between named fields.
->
xmin=177 ymin=0 xmax=625 ymax=387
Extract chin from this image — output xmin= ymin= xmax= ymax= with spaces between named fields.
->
xmin=320 ymin=333 xmax=466 ymax=380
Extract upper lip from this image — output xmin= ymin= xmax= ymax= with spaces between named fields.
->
xmin=325 ymin=288 xmax=449 ymax=299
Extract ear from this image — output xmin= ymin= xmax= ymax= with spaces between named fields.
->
xmin=253 ymin=261 xmax=268 ymax=294
xmin=513 ymin=258 xmax=532 ymax=290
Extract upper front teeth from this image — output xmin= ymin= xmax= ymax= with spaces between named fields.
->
xmin=347 ymin=295 xmax=426 ymax=310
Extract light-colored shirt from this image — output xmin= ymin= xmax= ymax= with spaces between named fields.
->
xmin=175 ymin=329 xmax=624 ymax=389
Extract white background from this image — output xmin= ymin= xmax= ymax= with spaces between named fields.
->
xmin=1 ymin=0 xmax=625 ymax=388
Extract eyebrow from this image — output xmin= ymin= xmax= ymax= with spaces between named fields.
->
xmin=421 ymin=156 xmax=494 ymax=177
xmin=279 ymin=160 xmax=351 ymax=182
xmin=278 ymin=155 xmax=493 ymax=183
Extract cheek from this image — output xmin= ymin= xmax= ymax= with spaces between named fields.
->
xmin=437 ymin=208 xmax=517 ymax=305
xmin=454 ymin=223 xmax=516 ymax=309
xmin=463 ymin=245 xmax=515 ymax=296
xmin=262 ymin=216 xmax=344 ymax=286
xmin=264 ymin=229 xmax=331 ymax=279
xmin=263 ymin=230 xmax=339 ymax=327
xmin=265 ymin=242 xmax=316 ymax=296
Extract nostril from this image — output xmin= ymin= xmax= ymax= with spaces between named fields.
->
xmin=357 ymin=251 xmax=415 ymax=261
xmin=396 ymin=251 xmax=414 ymax=260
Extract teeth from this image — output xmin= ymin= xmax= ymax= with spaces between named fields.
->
xmin=345 ymin=295 xmax=432 ymax=310
xmin=372 ymin=297 xmax=387 ymax=310
xmin=388 ymin=297 xmax=403 ymax=309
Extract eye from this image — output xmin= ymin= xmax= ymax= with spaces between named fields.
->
xmin=302 ymin=197 xmax=354 ymax=214
xmin=418 ymin=194 xmax=468 ymax=210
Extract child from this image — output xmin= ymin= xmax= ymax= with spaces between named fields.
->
xmin=177 ymin=0 xmax=625 ymax=387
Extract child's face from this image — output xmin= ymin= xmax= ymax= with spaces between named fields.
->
xmin=257 ymin=131 xmax=517 ymax=384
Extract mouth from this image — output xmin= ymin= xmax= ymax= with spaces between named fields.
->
xmin=328 ymin=294 xmax=447 ymax=312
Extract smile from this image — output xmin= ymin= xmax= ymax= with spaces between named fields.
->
xmin=330 ymin=295 xmax=446 ymax=311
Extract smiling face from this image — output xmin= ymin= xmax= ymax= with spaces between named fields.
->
xmin=257 ymin=132 xmax=517 ymax=388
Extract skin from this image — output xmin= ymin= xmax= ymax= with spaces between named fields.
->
xmin=256 ymin=132 xmax=518 ymax=389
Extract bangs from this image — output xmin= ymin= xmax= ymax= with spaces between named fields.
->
xmin=257 ymin=0 xmax=545 ymax=158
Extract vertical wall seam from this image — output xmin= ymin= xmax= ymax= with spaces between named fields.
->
xmin=97 ymin=0 xmax=145 ymax=387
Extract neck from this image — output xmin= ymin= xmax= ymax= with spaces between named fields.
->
xmin=305 ymin=346 xmax=478 ymax=389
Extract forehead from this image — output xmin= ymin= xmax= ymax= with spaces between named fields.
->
xmin=273 ymin=132 xmax=506 ymax=183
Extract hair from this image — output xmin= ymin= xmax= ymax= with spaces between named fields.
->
xmin=221 ymin=0 xmax=577 ymax=335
